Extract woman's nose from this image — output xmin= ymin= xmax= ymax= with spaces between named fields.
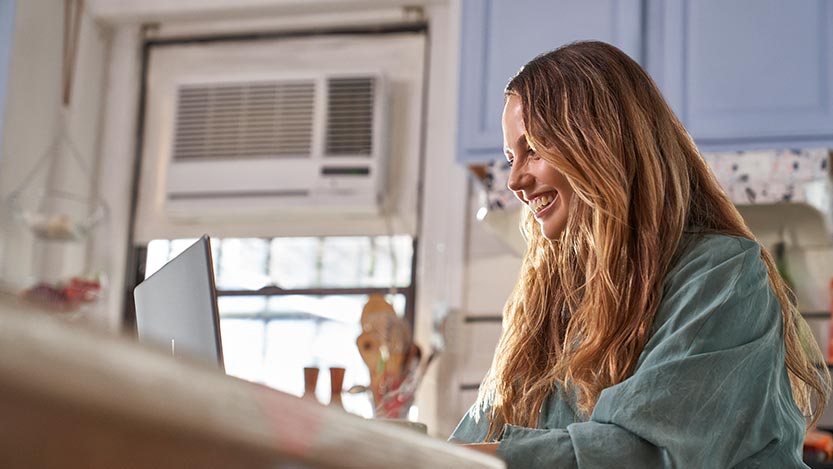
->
xmin=506 ymin=162 xmax=532 ymax=192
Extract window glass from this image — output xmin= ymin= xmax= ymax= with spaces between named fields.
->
xmin=217 ymin=295 xmax=268 ymax=315
xmin=368 ymin=235 xmax=413 ymax=287
xmin=269 ymin=237 xmax=319 ymax=288
xmin=219 ymin=318 xmax=265 ymax=384
xmin=170 ymin=238 xmax=199 ymax=259
xmin=320 ymin=236 xmax=371 ymax=287
xmin=215 ymin=238 xmax=270 ymax=290
xmin=145 ymin=239 xmax=171 ymax=277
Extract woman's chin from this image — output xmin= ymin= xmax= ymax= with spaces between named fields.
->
xmin=539 ymin=220 xmax=567 ymax=241
xmin=540 ymin=226 xmax=558 ymax=241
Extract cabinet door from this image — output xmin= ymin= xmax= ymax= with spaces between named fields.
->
xmin=648 ymin=0 xmax=833 ymax=150
xmin=457 ymin=0 xmax=643 ymax=164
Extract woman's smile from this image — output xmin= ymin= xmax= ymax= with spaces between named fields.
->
xmin=529 ymin=191 xmax=558 ymax=217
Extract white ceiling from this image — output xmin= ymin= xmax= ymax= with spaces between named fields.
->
xmin=86 ymin=0 xmax=443 ymax=24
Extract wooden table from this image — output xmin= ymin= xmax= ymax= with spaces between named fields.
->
xmin=0 ymin=300 xmax=504 ymax=468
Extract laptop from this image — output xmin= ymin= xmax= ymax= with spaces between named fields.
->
xmin=134 ymin=235 xmax=225 ymax=371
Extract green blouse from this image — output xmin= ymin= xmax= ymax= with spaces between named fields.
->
xmin=450 ymin=234 xmax=808 ymax=468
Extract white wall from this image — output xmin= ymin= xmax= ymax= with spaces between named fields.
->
xmin=410 ymin=0 xmax=469 ymax=438
xmin=88 ymin=0 xmax=432 ymax=24
xmin=0 ymin=0 xmax=109 ymax=320
xmin=90 ymin=25 xmax=142 ymax=331
xmin=0 ymin=0 xmax=62 ymax=288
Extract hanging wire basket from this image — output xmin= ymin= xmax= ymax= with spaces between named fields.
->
xmin=9 ymin=189 xmax=108 ymax=242
xmin=5 ymin=121 xmax=109 ymax=242
xmin=3 ymin=116 xmax=109 ymax=313
xmin=7 ymin=183 xmax=109 ymax=312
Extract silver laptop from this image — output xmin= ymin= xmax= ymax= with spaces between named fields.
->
xmin=134 ymin=235 xmax=224 ymax=371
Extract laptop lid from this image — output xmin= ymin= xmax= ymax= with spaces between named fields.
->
xmin=134 ymin=235 xmax=224 ymax=371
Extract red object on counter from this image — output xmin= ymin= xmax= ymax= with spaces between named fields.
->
xmin=20 ymin=276 xmax=102 ymax=312
xmin=805 ymin=429 xmax=833 ymax=462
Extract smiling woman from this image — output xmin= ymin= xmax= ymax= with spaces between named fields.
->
xmin=502 ymin=94 xmax=574 ymax=240
xmin=450 ymin=41 xmax=831 ymax=468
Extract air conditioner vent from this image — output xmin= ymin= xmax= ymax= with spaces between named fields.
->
xmin=173 ymin=80 xmax=315 ymax=161
xmin=326 ymin=77 xmax=374 ymax=157
xmin=163 ymin=72 xmax=388 ymax=219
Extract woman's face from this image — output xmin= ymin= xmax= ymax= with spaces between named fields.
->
xmin=503 ymin=94 xmax=575 ymax=240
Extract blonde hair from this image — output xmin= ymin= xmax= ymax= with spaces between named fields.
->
xmin=476 ymin=41 xmax=830 ymax=439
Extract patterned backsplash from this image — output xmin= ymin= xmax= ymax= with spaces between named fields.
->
xmin=473 ymin=148 xmax=832 ymax=215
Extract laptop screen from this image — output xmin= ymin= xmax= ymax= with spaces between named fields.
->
xmin=134 ymin=235 xmax=224 ymax=371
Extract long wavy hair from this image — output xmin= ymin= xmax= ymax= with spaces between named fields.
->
xmin=475 ymin=41 xmax=830 ymax=439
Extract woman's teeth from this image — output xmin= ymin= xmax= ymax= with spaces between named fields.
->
xmin=530 ymin=194 xmax=555 ymax=213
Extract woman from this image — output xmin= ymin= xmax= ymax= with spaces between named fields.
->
xmin=450 ymin=41 xmax=830 ymax=468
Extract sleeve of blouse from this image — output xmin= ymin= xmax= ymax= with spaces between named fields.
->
xmin=449 ymin=401 xmax=493 ymax=444
xmin=495 ymin=237 xmax=806 ymax=468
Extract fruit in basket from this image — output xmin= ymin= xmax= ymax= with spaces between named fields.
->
xmin=26 ymin=213 xmax=81 ymax=241
xmin=65 ymin=276 xmax=102 ymax=302
xmin=21 ymin=276 xmax=102 ymax=312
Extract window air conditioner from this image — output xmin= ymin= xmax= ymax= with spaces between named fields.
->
xmin=164 ymin=73 xmax=388 ymax=218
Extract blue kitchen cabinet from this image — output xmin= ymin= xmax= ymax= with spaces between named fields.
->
xmin=457 ymin=0 xmax=643 ymax=164
xmin=646 ymin=0 xmax=833 ymax=151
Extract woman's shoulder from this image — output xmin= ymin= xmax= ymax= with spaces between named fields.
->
xmin=677 ymin=232 xmax=760 ymax=261
xmin=644 ymin=232 xmax=779 ymax=362
xmin=652 ymin=233 xmax=771 ymax=333
xmin=667 ymin=233 xmax=762 ymax=283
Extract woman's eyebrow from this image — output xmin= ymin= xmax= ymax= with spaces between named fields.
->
xmin=505 ymin=136 xmax=529 ymax=155
xmin=515 ymin=135 xmax=527 ymax=148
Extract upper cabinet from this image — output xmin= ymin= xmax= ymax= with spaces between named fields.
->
xmin=647 ymin=0 xmax=833 ymax=152
xmin=458 ymin=0 xmax=833 ymax=163
xmin=457 ymin=0 xmax=643 ymax=164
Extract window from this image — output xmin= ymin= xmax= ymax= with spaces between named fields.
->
xmin=145 ymin=235 xmax=415 ymax=417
